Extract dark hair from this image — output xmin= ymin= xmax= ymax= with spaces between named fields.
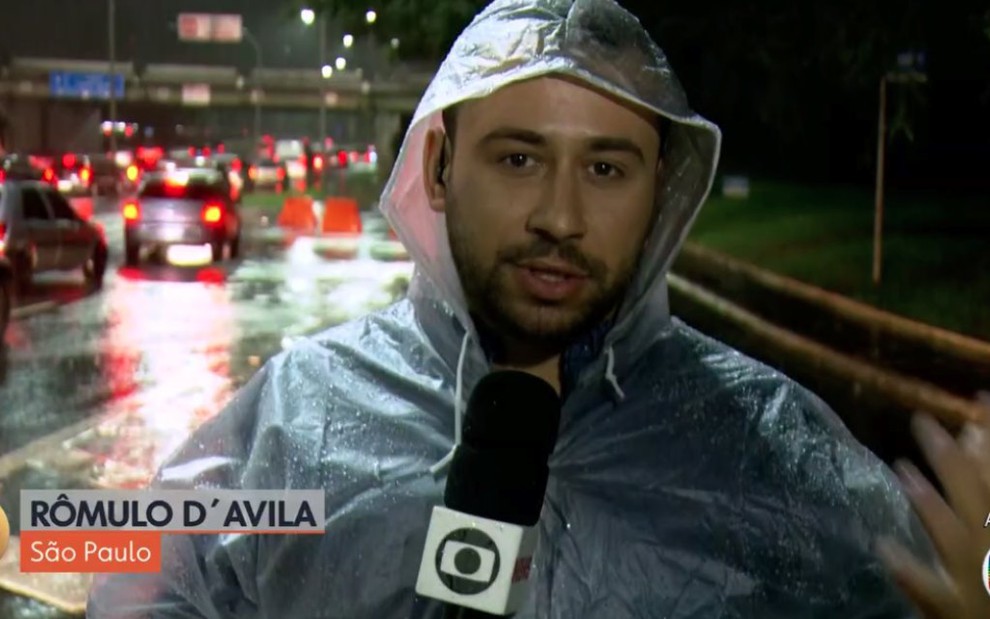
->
xmin=441 ymin=103 xmax=671 ymax=160
xmin=441 ymin=106 xmax=459 ymax=146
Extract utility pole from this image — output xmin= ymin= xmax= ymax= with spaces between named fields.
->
xmin=872 ymin=58 xmax=927 ymax=286
xmin=872 ymin=76 xmax=887 ymax=286
xmin=108 ymin=0 xmax=117 ymax=153
xmin=319 ymin=14 xmax=327 ymax=149
xmin=243 ymin=28 xmax=263 ymax=145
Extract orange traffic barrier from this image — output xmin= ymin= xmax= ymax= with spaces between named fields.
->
xmin=321 ymin=197 xmax=362 ymax=235
xmin=277 ymin=196 xmax=317 ymax=232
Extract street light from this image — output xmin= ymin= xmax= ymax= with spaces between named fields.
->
xmin=321 ymin=64 xmax=334 ymax=79
xmin=335 ymin=57 xmax=347 ymax=71
xmin=365 ymin=9 xmax=377 ymax=24
xmin=343 ymin=34 xmax=354 ymax=48
xmin=300 ymin=8 xmax=316 ymax=26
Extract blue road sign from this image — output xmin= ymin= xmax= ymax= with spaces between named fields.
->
xmin=49 ymin=71 xmax=125 ymax=100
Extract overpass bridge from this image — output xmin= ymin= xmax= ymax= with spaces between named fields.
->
xmin=0 ymin=57 xmax=436 ymax=163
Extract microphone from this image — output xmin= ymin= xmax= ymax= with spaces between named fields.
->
xmin=416 ymin=371 xmax=562 ymax=617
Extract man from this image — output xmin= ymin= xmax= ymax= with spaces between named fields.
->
xmin=89 ymin=0 xmax=951 ymax=616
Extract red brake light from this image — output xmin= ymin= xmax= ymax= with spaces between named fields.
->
xmin=43 ymin=168 xmax=56 ymax=184
xmin=122 ymin=200 xmax=140 ymax=222
xmin=276 ymin=167 xmax=286 ymax=181
xmin=231 ymin=159 xmax=243 ymax=173
xmin=188 ymin=147 xmax=196 ymax=157
xmin=0 ymin=170 xmax=6 ymax=184
xmin=337 ymin=151 xmax=348 ymax=167
xmin=126 ymin=165 xmax=139 ymax=182
xmin=62 ymin=153 xmax=76 ymax=169
xmin=217 ymin=144 xmax=226 ymax=154
xmin=203 ymin=146 xmax=212 ymax=157
xmin=202 ymin=204 xmax=223 ymax=224
xmin=0 ymin=222 xmax=7 ymax=239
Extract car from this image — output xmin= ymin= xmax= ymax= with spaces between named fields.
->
xmin=210 ymin=153 xmax=247 ymax=200
xmin=167 ymin=156 xmax=241 ymax=204
xmin=245 ymin=158 xmax=286 ymax=193
xmin=0 ymin=255 xmax=11 ymax=346
xmin=53 ymin=153 xmax=95 ymax=197
xmin=123 ymin=169 xmax=242 ymax=266
xmin=0 ymin=180 xmax=108 ymax=295
xmin=84 ymin=154 xmax=125 ymax=196
xmin=0 ymin=155 xmax=44 ymax=184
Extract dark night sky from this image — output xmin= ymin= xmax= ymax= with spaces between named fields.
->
xmin=4 ymin=0 xmax=989 ymax=186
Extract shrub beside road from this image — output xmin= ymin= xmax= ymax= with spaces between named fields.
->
xmin=687 ymin=180 xmax=990 ymax=341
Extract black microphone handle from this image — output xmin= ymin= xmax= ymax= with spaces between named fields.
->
xmin=442 ymin=604 xmax=510 ymax=619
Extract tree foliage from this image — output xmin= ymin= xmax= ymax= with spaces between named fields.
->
xmin=282 ymin=0 xmax=990 ymax=184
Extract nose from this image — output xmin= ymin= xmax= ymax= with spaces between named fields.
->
xmin=525 ymin=167 xmax=586 ymax=242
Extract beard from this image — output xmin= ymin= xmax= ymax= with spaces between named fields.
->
xmin=446 ymin=193 xmax=642 ymax=351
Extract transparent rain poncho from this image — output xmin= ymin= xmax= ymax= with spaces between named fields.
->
xmin=88 ymin=0 xmax=932 ymax=616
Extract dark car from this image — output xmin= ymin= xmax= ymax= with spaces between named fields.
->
xmin=123 ymin=169 xmax=242 ymax=265
xmin=0 ymin=180 xmax=108 ymax=294
xmin=0 ymin=155 xmax=44 ymax=183
xmin=85 ymin=153 xmax=125 ymax=196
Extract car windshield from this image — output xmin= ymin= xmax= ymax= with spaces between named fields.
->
xmin=140 ymin=178 xmax=225 ymax=200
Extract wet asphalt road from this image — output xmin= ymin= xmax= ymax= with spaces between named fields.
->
xmin=0 ymin=195 xmax=412 ymax=462
xmin=0 ymin=193 xmax=413 ymax=617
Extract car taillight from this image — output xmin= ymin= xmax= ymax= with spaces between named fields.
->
xmin=232 ymin=159 xmax=242 ymax=173
xmin=62 ymin=153 xmax=76 ymax=169
xmin=277 ymin=167 xmax=286 ymax=181
xmin=248 ymin=166 xmax=258 ymax=180
xmin=126 ymin=165 xmax=139 ymax=182
xmin=0 ymin=223 xmax=6 ymax=239
xmin=0 ymin=170 xmax=6 ymax=184
xmin=202 ymin=203 xmax=223 ymax=224
xmin=122 ymin=200 xmax=140 ymax=222
xmin=80 ymin=167 xmax=92 ymax=184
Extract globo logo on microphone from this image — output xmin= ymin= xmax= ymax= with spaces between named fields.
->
xmin=416 ymin=506 xmax=539 ymax=615
xmin=436 ymin=528 xmax=501 ymax=594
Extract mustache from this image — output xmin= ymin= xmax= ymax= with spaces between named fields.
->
xmin=496 ymin=238 xmax=607 ymax=280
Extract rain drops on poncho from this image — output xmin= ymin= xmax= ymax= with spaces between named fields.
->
xmin=89 ymin=0 xmax=932 ymax=617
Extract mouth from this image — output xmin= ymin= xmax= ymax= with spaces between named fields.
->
xmin=515 ymin=260 xmax=588 ymax=280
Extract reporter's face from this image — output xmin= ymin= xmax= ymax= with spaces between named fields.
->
xmin=426 ymin=76 xmax=662 ymax=347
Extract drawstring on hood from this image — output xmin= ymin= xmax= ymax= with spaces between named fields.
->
xmin=430 ymin=329 xmax=626 ymax=477
xmin=605 ymin=346 xmax=626 ymax=400
xmin=429 ymin=331 xmax=472 ymax=476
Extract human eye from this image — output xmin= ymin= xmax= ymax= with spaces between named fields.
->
xmin=589 ymin=161 xmax=624 ymax=178
xmin=500 ymin=153 xmax=537 ymax=169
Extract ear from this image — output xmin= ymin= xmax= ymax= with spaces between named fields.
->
xmin=422 ymin=127 xmax=448 ymax=213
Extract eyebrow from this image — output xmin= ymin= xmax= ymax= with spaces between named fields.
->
xmin=479 ymin=127 xmax=646 ymax=163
